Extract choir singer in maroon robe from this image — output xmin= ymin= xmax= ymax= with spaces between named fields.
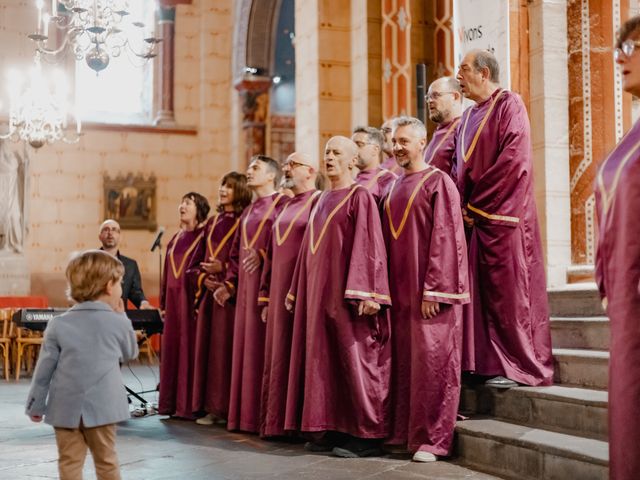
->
xmin=158 ymin=192 xmax=210 ymax=418
xmin=192 ymin=172 xmax=252 ymax=425
xmin=596 ymin=17 xmax=640 ymax=480
xmin=258 ymin=152 xmax=320 ymax=438
xmin=455 ymin=49 xmax=553 ymax=387
xmin=381 ymin=119 xmax=401 ymax=174
xmin=284 ymin=136 xmax=391 ymax=458
xmin=424 ymin=77 xmax=463 ymax=179
xmin=352 ymin=126 xmax=397 ymax=203
xmin=213 ymin=156 xmax=284 ymax=433
xmin=382 ymin=116 xmax=469 ymax=462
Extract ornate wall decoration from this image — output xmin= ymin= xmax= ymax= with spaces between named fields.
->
xmin=567 ymin=0 xmax=622 ymax=266
xmin=382 ymin=0 xmax=412 ymax=118
xmin=433 ymin=0 xmax=455 ymax=77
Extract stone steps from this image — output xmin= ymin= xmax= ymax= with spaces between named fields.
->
xmin=553 ymin=348 xmax=609 ymax=390
xmin=455 ymin=418 xmax=608 ymax=480
xmin=454 ymin=284 xmax=610 ymax=478
xmin=550 ymin=316 xmax=609 ymax=350
xmin=460 ymin=385 xmax=608 ymax=440
xmin=548 ymin=284 xmax=604 ymax=317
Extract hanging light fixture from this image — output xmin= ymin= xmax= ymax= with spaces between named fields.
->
xmin=28 ymin=0 xmax=162 ymax=74
xmin=0 ymin=52 xmax=81 ymax=149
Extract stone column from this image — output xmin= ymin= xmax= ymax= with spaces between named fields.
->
xmin=566 ymin=0 xmax=628 ymax=281
xmin=351 ymin=0 xmax=383 ymax=127
xmin=155 ymin=6 xmax=176 ymax=125
xmin=235 ymin=75 xmax=271 ymax=169
xmin=528 ymin=0 xmax=571 ymax=288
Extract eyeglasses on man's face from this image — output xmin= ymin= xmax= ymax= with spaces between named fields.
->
xmin=614 ymin=39 xmax=640 ymax=61
xmin=425 ymin=91 xmax=455 ymax=101
xmin=284 ymin=159 xmax=309 ymax=170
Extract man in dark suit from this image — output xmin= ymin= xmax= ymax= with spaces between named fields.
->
xmin=99 ymin=219 xmax=152 ymax=309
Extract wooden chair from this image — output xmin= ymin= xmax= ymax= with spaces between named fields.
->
xmin=14 ymin=324 xmax=43 ymax=380
xmin=0 ymin=308 xmax=15 ymax=380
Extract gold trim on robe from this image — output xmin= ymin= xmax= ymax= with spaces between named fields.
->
xmin=460 ymin=90 xmax=504 ymax=163
xmin=169 ymin=230 xmax=204 ymax=280
xmin=344 ymin=289 xmax=392 ymax=302
xmin=466 ymin=202 xmax=520 ymax=224
xmin=385 ymin=168 xmax=439 ymax=240
xmin=423 ymin=290 xmax=470 ymax=300
xmin=309 ymin=185 xmax=361 ymax=255
xmin=275 ymin=191 xmax=320 ymax=246
xmin=242 ymin=194 xmax=284 ymax=250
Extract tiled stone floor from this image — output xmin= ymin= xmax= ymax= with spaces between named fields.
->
xmin=0 ymin=364 xmax=499 ymax=479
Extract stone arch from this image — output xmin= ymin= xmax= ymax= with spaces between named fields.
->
xmin=232 ymin=0 xmax=282 ymax=81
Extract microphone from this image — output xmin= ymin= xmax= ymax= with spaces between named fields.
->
xmin=150 ymin=227 xmax=165 ymax=252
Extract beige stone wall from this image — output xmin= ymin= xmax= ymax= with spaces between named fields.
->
xmin=295 ymin=0 xmax=353 ymax=159
xmin=4 ymin=0 xmax=237 ymax=305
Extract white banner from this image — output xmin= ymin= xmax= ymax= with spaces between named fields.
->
xmin=453 ymin=0 xmax=510 ymax=89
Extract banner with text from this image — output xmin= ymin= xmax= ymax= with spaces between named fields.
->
xmin=453 ymin=0 xmax=510 ymax=88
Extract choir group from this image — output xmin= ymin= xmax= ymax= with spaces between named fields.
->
xmin=156 ymin=49 xmax=554 ymax=462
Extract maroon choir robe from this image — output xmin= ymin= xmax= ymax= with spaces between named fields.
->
xmin=225 ymin=192 xmax=285 ymax=432
xmin=356 ymin=167 xmax=397 ymax=203
xmin=595 ymin=119 xmax=640 ymax=480
xmin=382 ymin=166 xmax=469 ymax=455
xmin=190 ymin=212 xmax=240 ymax=418
xmin=424 ymin=117 xmax=460 ymax=180
xmin=258 ymin=189 xmax=321 ymax=437
xmin=158 ymin=226 xmax=206 ymax=418
xmin=285 ymin=184 xmax=391 ymax=438
xmin=381 ymin=155 xmax=401 ymax=174
xmin=455 ymin=88 xmax=553 ymax=385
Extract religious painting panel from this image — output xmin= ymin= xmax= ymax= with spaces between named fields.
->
xmin=103 ymin=173 xmax=157 ymax=230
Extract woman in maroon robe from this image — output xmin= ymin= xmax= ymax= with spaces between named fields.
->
xmin=191 ymin=173 xmax=252 ymax=424
xmin=158 ymin=192 xmax=210 ymax=419
xmin=596 ymin=17 xmax=640 ymax=480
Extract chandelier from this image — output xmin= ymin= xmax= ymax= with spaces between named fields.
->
xmin=28 ymin=0 xmax=162 ymax=74
xmin=0 ymin=53 xmax=81 ymax=149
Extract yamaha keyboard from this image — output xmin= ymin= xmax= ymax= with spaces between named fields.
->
xmin=11 ymin=308 xmax=164 ymax=335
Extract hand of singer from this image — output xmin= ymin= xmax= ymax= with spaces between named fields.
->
xmin=213 ymin=285 xmax=231 ymax=307
xmin=421 ymin=300 xmax=440 ymax=319
xmin=358 ymin=300 xmax=380 ymax=316
xmin=201 ymin=257 xmax=223 ymax=274
xmin=242 ymin=248 xmax=261 ymax=274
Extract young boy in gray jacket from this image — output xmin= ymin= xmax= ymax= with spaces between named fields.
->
xmin=26 ymin=249 xmax=138 ymax=480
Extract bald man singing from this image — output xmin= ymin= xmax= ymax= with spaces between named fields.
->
xmin=284 ymin=136 xmax=391 ymax=458
xmin=99 ymin=219 xmax=152 ymax=309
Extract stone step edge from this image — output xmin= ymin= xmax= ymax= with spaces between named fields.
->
xmin=455 ymin=418 xmax=608 ymax=466
xmin=547 ymin=283 xmax=598 ymax=293
xmin=553 ymin=348 xmax=609 ymax=359
xmin=484 ymin=385 xmax=608 ymax=408
xmin=550 ymin=316 xmax=608 ymax=322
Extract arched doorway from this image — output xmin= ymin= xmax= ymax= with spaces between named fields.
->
xmin=233 ymin=0 xmax=295 ymax=167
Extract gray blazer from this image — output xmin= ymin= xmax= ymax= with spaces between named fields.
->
xmin=25 ymin=301 xmax=139 ymax=428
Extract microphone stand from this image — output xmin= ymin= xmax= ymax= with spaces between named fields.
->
xmin=158 ymin=240 xmax=163 ymax=307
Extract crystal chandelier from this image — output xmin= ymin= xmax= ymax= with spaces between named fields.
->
xmin=28 ymin=0 xmax=162 ymax=74
xmin=0 ymin=53 xmax=81 ymax=149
